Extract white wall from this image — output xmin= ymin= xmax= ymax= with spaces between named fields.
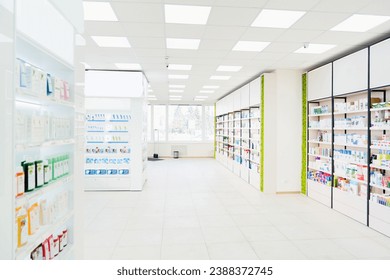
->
xmin=274 ymin=69 xmax=302 ymax=193
xmin=263 ymin=73 xmax=277 ymax=194
xmin=148 ymin=143 xmax=214 ymax=158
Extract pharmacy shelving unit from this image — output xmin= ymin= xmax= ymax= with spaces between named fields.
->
xmin=307 ymin=98 xmax=333 ymax=207
xmin=215 ymin=77 xmax=262 ymax=190
xmin=305 ymin=40 xmax=390 ymax=237
xmin=332 ymin=90 xmax=370 ymax=224
xmin=84 ymin=70 xmax=148 ymax=191
xmin=0 ymin=0 xmax=83 ymax=260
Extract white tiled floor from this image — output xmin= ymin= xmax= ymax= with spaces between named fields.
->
xmin=83 ymin=158 xmax=390 ymax=260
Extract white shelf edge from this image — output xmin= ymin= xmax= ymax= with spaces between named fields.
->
xmin=15 ymin=175 xmax=73 ymax=204
xmin=16 ymin=139 xmax=75 ymax=151
xmin=308 ymin=154 xmax=331 ymax=160
xmin=370 ymin=183 xmax=390 ymax=191
xmin=333 ymin=159 xmax=367 ymax=166
xmin=308 ymin=141 xmax=332 ymax=145
xmin=370 ymin=107 xmax=390 ymax=112
xmin=333 ymin=173 xmax=367 ymax=184
xmin=333 ymin=127 xmax=367 ymax=130
xmin=308 ymin=166 xmax=331 ymax=173
xmin=308 ymin=113 xmax=332 ymax=117
xmin=333 ymin=143 xmax=367 ymax=148
xmin=370 ymin=164 xmax=390 ymax=171
xmin=370 ymin=126 xmax=390 ymax=130
xmin=371 ymin=146 xmax=390 ymax=150
xmin=333 ymin=109 xmax=368 ymax=115
xmin=308 ymin=127 xmax=332 ymax=130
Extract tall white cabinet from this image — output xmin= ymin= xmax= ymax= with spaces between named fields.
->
xmin=0 ymin=0 xmax=83 ymax=259
xmin=84 ymin=70 xmax=148 ymax=191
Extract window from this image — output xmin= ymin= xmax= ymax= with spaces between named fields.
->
xmin=168 ymin=105 xmax=202 ymax=141
xmin=153 ymin=105 xmax=166 ymax=141
xmin=204 ymin=105 xmax=214 ymax=141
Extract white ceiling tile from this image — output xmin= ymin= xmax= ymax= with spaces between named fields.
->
xmin=276 ymin=29 xmax=325 ymax=43
xmin=166 ymin=49 xmax=199 ymax=57
xmin=261 ymin=42 xmax=302 ymax=53
xmin=165 ymin=24 xmax=205 ymax=38
xmin=164 ymin=0 xmax=215 ymax=5
xmin=84 ymin=22 xmax=127 ymax=36
xmin=264 ymin=0 xmax=321 ymax=10
xmin=313 ymin=31 xmax=380 ymax=45
xmin=213 ymin=0 xmax=267 ymax=8
xmin=132 ymin=48 xmax=167 ymax=57
xmin=196 ymin=50 xmax=230 ymax=58
xmin=130 ymin=37 xmax=166 ymax=49
xmin=358 ymin=1 xmax=390 ymax=15
xmin=202 ymin=26 xmax=247 ymax=40
xmin=110 ymin=0 xmax=162 ymax=2
xmin=312 ymin=0 xmax=371 ymax=13
xmin=207 ymin=7 xmax=260 ymax=26
xmin=224 ymin=51 xmax=259 ymax=60
xmin=368 ymin=21 xmax=390 ymax=34
xmin=199 ymin=39 xmax=236 ymax=50
xmin=292 ymin=12 xmax=351 ymax=31
xmin=253 ymin=52 xmax=288 ymax=60
xmin=121 ymin=22 xmax=165 ymax=37
xmin=240 ymin=27 xmax=285 ymax=41
xmin=111 ymin=2 xmax=164 ymax=23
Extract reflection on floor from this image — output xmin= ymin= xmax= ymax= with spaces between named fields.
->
xmin=83 ymin=158 xmax=390 ymax=260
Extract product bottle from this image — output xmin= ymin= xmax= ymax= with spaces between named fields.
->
xmin=15 ymin=206 xmax=28 ymax=248
xmin=43 ymin=160 xmax=50 ymax=185
xmin=35 ymin=160 xmax=44 ymax=188
xmin=22 ymin=160 xmax=35 ymax=192
xmin=15 ymin=166 xmax=25 ymax=197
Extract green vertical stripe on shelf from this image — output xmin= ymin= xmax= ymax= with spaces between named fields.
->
xmin=214 ymin=103 xmax=217 ymax=159
xmin=260 ymin=75 xmax=265 ymax=192
xmin=301 ymin=73 xmax=307 ymax=194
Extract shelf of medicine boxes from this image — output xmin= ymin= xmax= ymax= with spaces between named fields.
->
xmin=15 ymin=88 xmax=75 ymax=109
xmin=16 ymin=139 xmax=75 ymax=151
xmin=15 ymin=175 xmax=73 ymax=205
xmin=15 ymin=210 xmax=74 ymax=260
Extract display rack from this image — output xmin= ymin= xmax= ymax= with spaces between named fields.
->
xmin=307 ymin=97 xmax=333 ymax=207
xmin=12 ymin=36 xmax=76 ymax=260
xmin=215 ymin=77 xmax=262 ymax=190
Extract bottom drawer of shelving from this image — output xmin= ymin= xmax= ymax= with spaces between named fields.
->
xmin=370 ymin=202 xmax=390 ymax=237
xmin=240 ymin=166 xmax=249 ymax=183
xmin=249 ymin=169 xmax=260 ymax=189
xmin=333 ymin=188 xmax=367 ymax=224
xmin=233 ymin=162 xmax=241 ymax=176
xmin=307 ymin=180 xmax=332 ymax=207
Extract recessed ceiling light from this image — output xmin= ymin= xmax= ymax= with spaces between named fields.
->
xmin=195 ymin=96 xmax=208 ymax=98
xmin=148 ymin=95 xmax=156 ymax=98
xmin=194 ymin=98 xmax=206 ymax=101
xmin=91 ymin=36 xmax=131 ymax=48
xmin=148 ymin=89 xmax=154 ymax=93
xmin=200 ymin=90 xmax=214 ymax=93
xmin=170 ymin=98 xmax=182 ymax=101
xmin=169 ymin=85 xmax=186 ymax=88
xmin=148 ymin=98 xmax=157 ymax=101
xmin=217 ymin=65 xmax=242 ymax=72
xmin=115 ymin=63 xmax=142 ymax=70
xmin=168 ymin=74 xmax=189 ymax=80
xmin=166 ymin=38 xmax=200 ymax=50
xmin=210 ymin=76 xmax=231 ymax=80
xmin=233 ymin=41 xmax=270 ymax=52
xmin=251 ymin=9 xmax=305 ymax=28
xmin=203 ymin=85 xmax=220 ymax=89
xmin=83 ymin=2 xmax=118 ymax=21
xmin=169 ymin=89 xmax=184 ymax=93
xmin=331 ymin=14 xmax=390 ymax=32
xmin=165 ymin=4 xmax=211 ymax=25
xmin=295 ymin=43 xmax=336 ymax=54
xmin=169 ymin=95 xmax=182 ymax=98
xmin=168 ymin=64 xmax=192 ymax=70
xmin=80 ymin=62 xmax=91 ymax=69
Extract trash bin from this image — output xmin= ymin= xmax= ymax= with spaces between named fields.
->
xmin=173 ymin=151 xmax=179 ymax=159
